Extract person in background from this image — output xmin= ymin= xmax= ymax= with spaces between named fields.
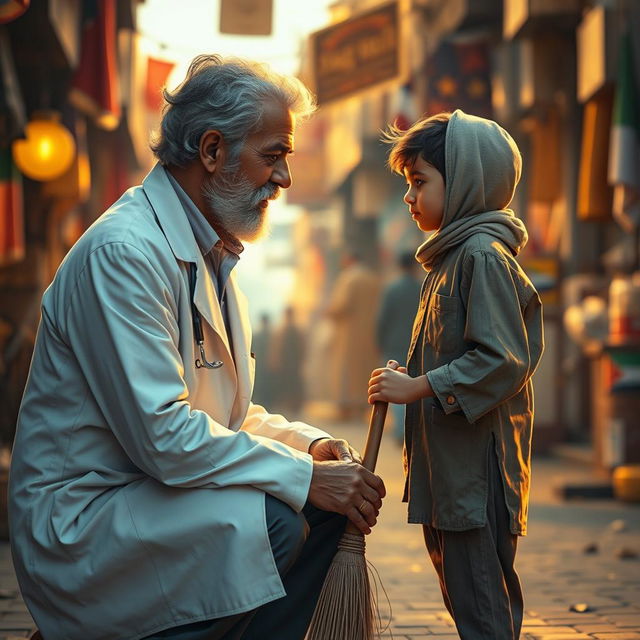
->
xmin=326 ymin=250 xmax=381 ymax=420
xmin=369 ymin=110 xmax=544 ymax=640
xmin=376 ymin=251 xmax=422 ymax=444
xmin=10 ymin=55 xmax=386 ymax=640
xmin=269 ymin=305 xmax=305 ymax=416
xmin=251 ymin=312 xmax=274 ymax=407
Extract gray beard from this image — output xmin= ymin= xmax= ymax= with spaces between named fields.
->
xmin=202 ymin=166 xmax=280 ymax=242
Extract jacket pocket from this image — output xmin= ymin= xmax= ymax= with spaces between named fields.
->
xmin=425 ymin=293 xmax=459 ymax=353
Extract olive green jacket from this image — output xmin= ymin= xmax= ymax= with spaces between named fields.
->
xmin=403 ymin=111 xmax=544 ymax=535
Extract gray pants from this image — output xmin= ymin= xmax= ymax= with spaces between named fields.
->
xmin=422 ymin=447 xmax=523 ymax=640
xmin=143 ymin=497 xmax=345 ymax=640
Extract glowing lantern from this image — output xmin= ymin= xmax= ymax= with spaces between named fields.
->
xmin=12 ymin=112 xmax=76 ymax=181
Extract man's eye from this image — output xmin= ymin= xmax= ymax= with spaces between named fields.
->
xmin=264 ymin=154 xmax=280 ymax=164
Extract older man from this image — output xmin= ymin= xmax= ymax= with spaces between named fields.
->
xmin=9 ymin=56 xmax=385 ymax=640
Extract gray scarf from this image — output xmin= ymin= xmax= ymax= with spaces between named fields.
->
xmin=416 ymin=110 xmax=528 ymax=271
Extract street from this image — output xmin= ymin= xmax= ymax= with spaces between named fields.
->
xmin=0 ymin=416 xmax=638 ymax=640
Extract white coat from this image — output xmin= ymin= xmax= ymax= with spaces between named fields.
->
xmin=9 ymin=164 xmax=332 ymax=640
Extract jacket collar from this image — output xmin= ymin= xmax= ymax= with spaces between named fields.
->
xmin=141 ymin=163 xmax=232 ymax=355
xmin=142 ymin=163 xmax=200 ymax=264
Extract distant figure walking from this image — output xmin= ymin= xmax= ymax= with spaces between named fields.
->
xmin=327 ymin=251 xmax=380 ymax=420
xmin=270 ymin=306 xmax=305 ymax=416
xmin=376 ymin=251 xmax=421 ymax=443
xmin=252 ymin=312 xmax=275 ymax=407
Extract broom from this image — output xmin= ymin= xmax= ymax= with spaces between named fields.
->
xmin=306 ymin=399 xmax=389 ymax=640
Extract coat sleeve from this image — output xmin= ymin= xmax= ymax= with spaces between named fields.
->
xmin=241 ymin=403 xmax=333 ymax=452
xmin=426 ymin=250 xmax=543 ymax=424
xmin=63 ymin=241 xmax=312 ymax=512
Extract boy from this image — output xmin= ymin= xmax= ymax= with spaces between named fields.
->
xmin=368 ymin=110 xmax=544 ymax=640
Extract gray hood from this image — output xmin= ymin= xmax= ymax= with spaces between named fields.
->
xmin=416 ymin=110 xmax=528 ymax=270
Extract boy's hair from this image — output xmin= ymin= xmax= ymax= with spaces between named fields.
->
xmin=382 ymin=112 xmax=451 ymax=182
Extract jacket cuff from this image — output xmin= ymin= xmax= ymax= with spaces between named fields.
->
xmin=286 ymin=451 xmax=315 ymax=513
xmin=288 ymin=421 xmax=333 ymax=451
xmin=426 ymin=366 xmax=473 ymax=423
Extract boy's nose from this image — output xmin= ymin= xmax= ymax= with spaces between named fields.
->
xmin=404 ymin=189 xmax=415 ymax=205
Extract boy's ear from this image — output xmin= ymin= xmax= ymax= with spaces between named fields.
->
xmin=199 ymin=130 xmax=226 ymax=174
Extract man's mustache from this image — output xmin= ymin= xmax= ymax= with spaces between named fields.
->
xmin=258 ymin=182 xmax=280 ymax=201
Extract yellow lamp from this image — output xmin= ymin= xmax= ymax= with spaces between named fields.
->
xmin=12 ymin=111 xmax=76 ymax=181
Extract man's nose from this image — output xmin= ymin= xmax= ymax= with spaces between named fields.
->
xmin=272 ymin=159 xmax=292 ymax=189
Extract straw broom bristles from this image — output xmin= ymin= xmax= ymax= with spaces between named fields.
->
xmin=306 ymin=530 xmax=377 ymax=640
xmin=306 ymin=401 xmax=389 ymax=640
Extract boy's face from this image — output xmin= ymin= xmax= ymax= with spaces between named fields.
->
xmin=403 ymin=156 xmax=445 ymax=233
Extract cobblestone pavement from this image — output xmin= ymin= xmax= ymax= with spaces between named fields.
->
xmin=0 ymin=414 xmax=638 ymax=640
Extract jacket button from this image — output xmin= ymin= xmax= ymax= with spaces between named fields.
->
xmin=446 ymin=395 xmax=456 ymax=405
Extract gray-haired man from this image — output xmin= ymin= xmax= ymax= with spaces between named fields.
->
xmin=10 ymin=55 xmax=385 ymax=640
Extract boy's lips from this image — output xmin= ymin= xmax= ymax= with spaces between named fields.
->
xmin=410 ymin=209 xmax=420 ymax=218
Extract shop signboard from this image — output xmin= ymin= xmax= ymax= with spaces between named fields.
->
xmin=311 ymin=2 xmax=401 ymax=104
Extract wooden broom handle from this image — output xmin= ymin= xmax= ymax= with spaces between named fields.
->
xmin=344 ymin=401 xmax=388 ymax=536
xmin=361 ymin=401 xmax=389 ymax=472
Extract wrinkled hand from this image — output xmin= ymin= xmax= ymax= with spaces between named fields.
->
xmin=368 ymin=359 xmax=431 ymax=404
xmin=307 ymin=460 xmax=386 ymax=535
xmin=309 ymin=438 xmax=362 ymax=464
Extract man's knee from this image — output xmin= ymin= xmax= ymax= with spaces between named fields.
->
xmin=265 ymin=495 xmax=309 ymax=576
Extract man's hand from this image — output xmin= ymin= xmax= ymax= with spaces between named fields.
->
xmin=307 ymin=460 xmax=386 ymax=535
xmin=309 ymin=438 xmax=362 ymax=464
xmin=368 ymin=360 xmax=432 ymax=405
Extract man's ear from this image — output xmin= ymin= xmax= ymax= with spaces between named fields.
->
xmin=199 ymin=130 xmax=225 ymax=174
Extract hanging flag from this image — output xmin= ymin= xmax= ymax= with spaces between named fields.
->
xmin=0 ymin=147 xmax=24 ymax=265
xmin=69 ymin=0 xmax=120 ymax=131
xmin=529 ymin=107 xmax=563 ymax=204
xmin=608 ymin=30 xmax=640 ymax=232
xmin=145 ymin=57 xmax=175 ymax=112
xmin=0 ymin=0 xmax=29 ymax=24
xmin=577 ymin=89 xmax=613 ymax=220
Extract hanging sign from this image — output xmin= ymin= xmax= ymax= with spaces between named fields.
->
xmin=311 ymin=2 xmax=401 ymax=105
xmin=219 ymin=0 xmax=273 ymax=36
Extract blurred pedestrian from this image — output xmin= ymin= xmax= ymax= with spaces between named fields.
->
xmin=10 ymin=55 xmax=386 ymax=640
xmin=251 ymin=312 xmax=275 ymax=407
xmin=326 ymin=250 xmax=381 ymax=420
xmin=376 ymin=251 xmax=421 ymax=443
xmin=270 ymin=305 xmax=305 ymax=416
xmin=368 ymin=110 xmax=544 ymax=640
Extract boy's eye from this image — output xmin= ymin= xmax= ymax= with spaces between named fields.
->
xmin=414 ymin=179 xmax=424 ymax=187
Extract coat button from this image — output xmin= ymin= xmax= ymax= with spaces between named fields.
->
xmin=446 ymin=395 xmax=456 ymax=405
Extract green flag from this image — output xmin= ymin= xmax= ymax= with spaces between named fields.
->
xmin=608 ymin=30 xmax=640 ymax=231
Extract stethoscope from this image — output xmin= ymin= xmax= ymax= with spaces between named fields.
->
xmin=189 ymin=263 xmax=224 ymax=369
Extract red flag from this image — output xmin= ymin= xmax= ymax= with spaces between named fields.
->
xmin=69 ymin=0 xmax=120 ymax=130
xmin=145 ymin=57 xmax=175 ymax=112
xmin=0 ymin=147 xmax=24 ymax=265
xmin=0 ymin=0 xmax=29 ymax=24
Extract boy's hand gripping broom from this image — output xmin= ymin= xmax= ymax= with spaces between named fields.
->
xmin=306 ymin=400 xmax=389 ymax=640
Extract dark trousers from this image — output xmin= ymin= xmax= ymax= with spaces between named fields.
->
xmin=422 ymin=448 xmax=523 ymax=640
xmin=144 ymin=497 xmax=346 ymax=640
